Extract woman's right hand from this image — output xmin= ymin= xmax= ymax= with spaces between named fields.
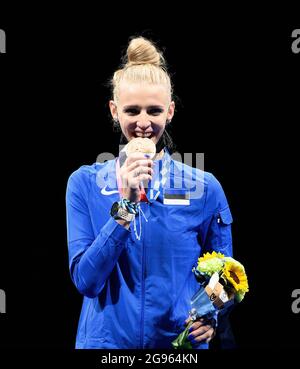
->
xmin=120 ymin=153 xmax=154 ymax=203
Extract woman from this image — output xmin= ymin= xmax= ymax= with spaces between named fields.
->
xmin=66 ymin=37 xmax=233 ymax=349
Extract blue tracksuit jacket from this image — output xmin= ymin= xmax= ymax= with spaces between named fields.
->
xmin=66 ymin=150 xmax=233 ymax=349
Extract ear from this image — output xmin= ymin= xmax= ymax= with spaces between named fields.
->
xmin=167 ymin=101 xmax=175 ymax=123
xmin=109 ymin=100 xmax=118 ymax=121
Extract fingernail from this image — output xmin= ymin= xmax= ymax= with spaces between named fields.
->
xmin=187 ymin=335 xmax=193 ymax=341
xmin=191 ymin=339 xmax=197 ymax=345
xmin=189 ymin=327 xmax=193 ymax=333
xmin=144 ymin=154 xmax=150 ymax=158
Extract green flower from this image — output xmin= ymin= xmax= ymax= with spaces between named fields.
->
xmin=197 ymin=258 xmax=224 ymax=276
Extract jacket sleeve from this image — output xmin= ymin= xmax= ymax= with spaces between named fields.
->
xmin=199 ymin=172 xmax=233 ymax=257
xmin=66 ymin=167 xmax=130 ymax=298
xmin=197 ymin=172 xmax=235 ymax=348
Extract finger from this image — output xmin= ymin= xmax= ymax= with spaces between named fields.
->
xmin=131 ymin=174 xmax=152 ymax=184
xmin=126 ymin=153 xmax=153 ymax=166
xmin=185 ymin=317 xmax=204 ymax=327
xmin=121 ymin=164 xmax=153 ymax=183
xmin=189 ymin=327 xmax=215 ymax=345
xmin=188 ymin=321 xmax=202 ymax=332
xmin=130 ymin=167 xmax=154 ymax=179
xmin=126 ymin=159 xmax=154 ymax=172
xmin=188 ymin=324 xmax=211 ymax=339
xmin=205 ymin=328 xmax=216 ymax=344
xmin=121 ymin=160 xmax=154 ymax=176
xmin=190 ymin=318 xmax=209 ymax=330
xmin=136 ymin=167 xmax=154 ymax=177
xmin=120 ymin=175 xmax=130 ymax=190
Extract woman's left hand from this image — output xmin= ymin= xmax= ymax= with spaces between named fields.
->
xmin=184 ymin=316 xmax=216 ymax=346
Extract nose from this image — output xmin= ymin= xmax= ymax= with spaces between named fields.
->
xmin=136 ymin=111 xmax=151 ymax=129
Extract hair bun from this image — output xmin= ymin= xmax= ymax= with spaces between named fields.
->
xmin=126 ymin=37 xmax=164 ymax=67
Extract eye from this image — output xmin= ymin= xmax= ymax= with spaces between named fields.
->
xmin=147 ymin=108 xmax=164 ymax=115
xmin=124 ymin=108 xmax=140 ymax=115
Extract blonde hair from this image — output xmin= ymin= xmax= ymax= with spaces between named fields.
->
xmin=111 ymin=37 xmax=172 ymax=103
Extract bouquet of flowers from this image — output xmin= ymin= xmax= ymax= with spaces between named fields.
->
xmin=172 ymin=251 xmax=249 ymax=349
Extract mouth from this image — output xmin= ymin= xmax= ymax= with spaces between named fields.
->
xmin=133 ymin=132 xmax=154 ymax=139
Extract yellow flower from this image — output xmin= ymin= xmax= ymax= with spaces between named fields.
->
xmin=198 ymin=251 xmax=225 ymax=264
xmin=223 ymin=258 xmax=249 ymax=294
xmin=196 ymin=251 xmax=225 ymax=276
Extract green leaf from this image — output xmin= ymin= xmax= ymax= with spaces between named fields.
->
xmin=172 ymin=322 xmax=193 ymax=349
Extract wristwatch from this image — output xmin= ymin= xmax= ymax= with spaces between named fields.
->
xmin=110 ymin=201 xmax=135 ymax=222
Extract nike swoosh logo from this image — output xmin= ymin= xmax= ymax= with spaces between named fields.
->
xmin=101 ymin=186 xmax=119 ymax=196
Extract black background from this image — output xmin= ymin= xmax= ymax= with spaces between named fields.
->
xmin=0 ymin=2 xmax=299 ymax=361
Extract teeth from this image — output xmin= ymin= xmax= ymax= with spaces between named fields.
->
xmin=135 ymin=133 xmax=152 ymax=137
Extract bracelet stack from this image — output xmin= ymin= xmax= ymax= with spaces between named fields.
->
xmin=120 ymin=198 xmax=140 ymax=215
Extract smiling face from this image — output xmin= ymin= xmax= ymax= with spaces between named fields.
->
xmin=109 ymin=82 xmax=175 ymax=145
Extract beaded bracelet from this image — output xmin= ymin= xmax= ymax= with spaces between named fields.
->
xmin=120 ymin=198 xmax=140 ymax=215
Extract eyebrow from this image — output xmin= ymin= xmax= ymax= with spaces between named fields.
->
xmin=123 ymin=105 xmax=165 ymax=110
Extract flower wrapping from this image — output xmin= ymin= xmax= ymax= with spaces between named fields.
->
xmin=172 ymin=252 xmax=249 ymax=349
